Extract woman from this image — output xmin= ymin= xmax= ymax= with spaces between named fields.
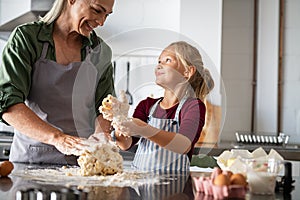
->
xmin=103 ymin=41 xmax=215 ymax=173
xmin=0 ymin=0 xmax=115 ymax=164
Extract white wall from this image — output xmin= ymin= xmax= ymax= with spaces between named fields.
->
xmin=255 ymin=0 xmax=279 ymax=133
xmin=221 ymin=0 xmax=254 ymax=141
xmin=221 ymin=0 xmax=300 ymax=144
xmin=0 ymin=0 xmax=30 ymax=24
xmin=180 ymin=0 xmax=222 ymax=74
xmin=180 ymin=0 xmax=223 ymax=106
xmin=282 ymin=0 xmax=300 ymax=143
xmin=99 ymin=0 xmax=181 ymax=56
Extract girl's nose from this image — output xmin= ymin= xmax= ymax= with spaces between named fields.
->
xmin=156 ymin=62 xmax=163 ymax=69
xmin=156 ymin=64 xmax=163 ymax=70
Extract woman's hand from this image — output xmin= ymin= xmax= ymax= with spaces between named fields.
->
xmin=53 ymin=133 xmax=88 ymax=156
xmin=116 ymin=118 xmax=161 ymax=138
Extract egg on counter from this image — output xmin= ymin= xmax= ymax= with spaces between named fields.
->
xmin=214 ymin=173 xmax=230 ymax=186
xmin=222 ymin=170 xmax=233 ymax=179
xmin=230 ymin=173 xmax=247 ymax=186
xmin=193 ymin=167 xmax=248 ymax=199
xmin=0 ymin=161 xmax=14 ymax=177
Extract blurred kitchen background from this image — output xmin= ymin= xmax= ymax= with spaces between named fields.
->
xmin=0 ymin=0 xmax=299 ymax=146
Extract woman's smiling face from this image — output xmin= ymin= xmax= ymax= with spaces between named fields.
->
xmin=70 ymin=0 xmax=114 ymax=37
xmin=155 ymin=46 xmax=188 ymax=89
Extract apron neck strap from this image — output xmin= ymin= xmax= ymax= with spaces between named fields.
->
xmin=41 ymin=43 xmax=49 ymax=59
xmin=173 ymin=96 xmax=189 ymax=123
xmin=148 ymin=96 xmax=189 ymax=123
xmin=149 ymin=98 xmax=162 ymax=116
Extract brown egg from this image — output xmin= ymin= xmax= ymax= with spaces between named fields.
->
xmin=214 ymin=173 xmax=230 ymax=186
xmin=230 ymin=173 xmax=247 ymax=186
xmin=222 ymin=170 xmax=233 ymax=179
xmin=0 ymin=161 xmax=14 ymax=177
xmin=210 ymin=167 xmax=222 ymax=179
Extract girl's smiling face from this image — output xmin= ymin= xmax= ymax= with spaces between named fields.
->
xmin=155 ymin=46 xmax=188 ymax=89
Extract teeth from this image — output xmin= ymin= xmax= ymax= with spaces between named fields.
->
xmin=87 ymin=22 xmax=94 ymax=30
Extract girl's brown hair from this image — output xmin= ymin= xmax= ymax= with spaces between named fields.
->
xmin=167 ymin=41 xmax=215 ymax=100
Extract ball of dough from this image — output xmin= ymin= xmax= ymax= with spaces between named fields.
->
xmin=77 ymin=138 xmax=123 ymax=176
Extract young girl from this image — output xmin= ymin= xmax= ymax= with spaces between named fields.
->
xmin=103 ymin=41 xmax=214 ymax=173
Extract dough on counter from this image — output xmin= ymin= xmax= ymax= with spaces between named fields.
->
xmin=77 ymin=135 xmax=123 ymax=176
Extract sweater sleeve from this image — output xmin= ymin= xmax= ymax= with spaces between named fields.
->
xmin=179 ymin=99 xmax=206 ymax=144
xmin=0 ymin=27 xmax=36 ymax=124
xmin=130 ymin=97 xmax=160 ymax=146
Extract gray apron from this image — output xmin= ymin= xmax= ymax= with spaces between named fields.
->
xmin=10 ymin=42 xmax=99 ymax=164
xmin=132 ymin=97 xmax=190 ymax=173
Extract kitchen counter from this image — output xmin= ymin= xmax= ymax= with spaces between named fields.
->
xmin=0 ymin=160 xmax=299 ymax=200
xmin=125 ymin=142 xmax=300 ymax=161
xmin=195 ymin=142 xmax=300 ymax=161
xmin=0 ymin=162 xmax=193 ymax=200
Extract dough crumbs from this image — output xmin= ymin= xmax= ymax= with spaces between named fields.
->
xmin=99 ymin=90 xmax=130 ymax=127
xmin=66 ymin=172 xmax=73 ymax=176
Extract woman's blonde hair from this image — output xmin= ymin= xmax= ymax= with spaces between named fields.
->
xmin=39 ymin=0 xmax=67 ymax=24
xmin=167 ymin=41 xmax=215 ymax=100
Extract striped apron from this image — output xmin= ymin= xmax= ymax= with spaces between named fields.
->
xmin=132 ymin=96 xmax=190 ymax=173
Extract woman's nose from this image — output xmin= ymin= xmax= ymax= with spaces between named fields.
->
xmin=96 ymin=16 xmax=106 ymax=26
xmin=96 ymin=19 xmax=104 ymax=26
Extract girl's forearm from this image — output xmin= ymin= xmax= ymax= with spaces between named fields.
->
xmin=148 ymin=130 xmax=191 ymax=154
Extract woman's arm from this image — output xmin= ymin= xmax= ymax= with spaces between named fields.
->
xmin=2 ymin=103 xmax=84 ymax=154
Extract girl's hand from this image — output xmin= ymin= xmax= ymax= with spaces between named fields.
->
xmin=116 ymin=118 xmax=161 ymax=138
xmin=88 ymin=132 xmax=109 ymax=143
xmin=99 ymin=91 xmax=130 ymax=122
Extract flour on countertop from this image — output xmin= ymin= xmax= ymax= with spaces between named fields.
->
xmin=12 ymin=166 xmax=160 ymax=187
